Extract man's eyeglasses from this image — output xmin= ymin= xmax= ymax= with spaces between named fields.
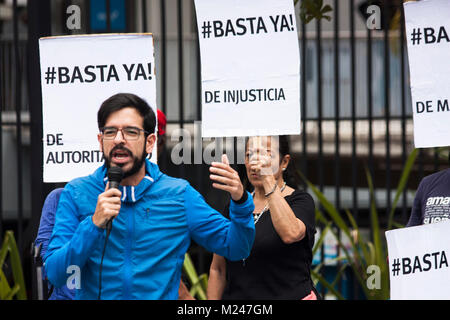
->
xmin=100 ymin=126 xmax=149 ymax=140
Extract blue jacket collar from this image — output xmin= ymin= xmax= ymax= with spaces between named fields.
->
xmin=94 ymin=159 xmax=163 ymax=203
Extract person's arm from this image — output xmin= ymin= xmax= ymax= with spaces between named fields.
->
xmin=207 ymin=254 xmax=227 ymax=300
xmin=185 ymin=154 xmax=255 ymax=261
xmin=262 ymin=175 xmax=306 ymax=244
xmin=178 ymin=280 xmax=195 ymax=300
xmin=184 ymin=185 xmax=254 ymax=261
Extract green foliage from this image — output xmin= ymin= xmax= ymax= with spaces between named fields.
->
xmin=0 ymin=231 xmax=27 ymax=300
xmin=182 ymin=252 xmax=208 ymax=300
xmin=295 ymin=0 xmax=333 ymax=24
xmin=300 ymin=149 xmax=418 ymax=300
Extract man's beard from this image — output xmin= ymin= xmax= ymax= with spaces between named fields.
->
xmin=104 ymin=143 xmax=147 ymax=179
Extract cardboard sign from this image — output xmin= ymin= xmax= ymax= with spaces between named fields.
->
xmin=194 ymin=0 xmax=301 ymax=137
xmin=39 ymin=34 xmax=157 ymax=182
xmin=385 ymin=220 xmax=450 ymax=299
xmin=404 ymin=0 xmax=450 ymax=148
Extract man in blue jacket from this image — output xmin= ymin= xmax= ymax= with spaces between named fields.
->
xmin=44 ymin=93 xmax=255 ymax=300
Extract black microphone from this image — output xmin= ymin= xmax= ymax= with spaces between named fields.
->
xmin=106 ymin=166 xmax=123 ymax=232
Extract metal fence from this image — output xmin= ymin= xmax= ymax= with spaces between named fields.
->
xmin=1 ymin=0 xmax=448 ymax=300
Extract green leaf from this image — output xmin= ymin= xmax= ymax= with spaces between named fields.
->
xmin=297 ymin=0 xmax=334 ymax=24
xmin=0 ymin=270 xmax=12 ymax=300
xmin=199 ymin=273 xmax=208 ymax=292
xmin=387 ymin=149 xmax=418 ymax=230
xmin=313 ymin=256 xmax=347 ymax=275
xmin=312 ymin=221 xmax=332 ymax=257
xmin=391 ymin=221 xmax=405 ymax=229
xmin=344 ymin=209 xmax=369 ymax=271
xmin=0 ymin=231 xmax=27 ymax=300
xmin=4 ymin=284 xmax=20 ymax=300
xmin=305 ymin=16 xmax=315 ymax=24
xmin=311 ymin=269 xmax=345 ymax=300
xmin=331 ymin=263 xmax=350 ymax=288
xmin=365 ymin=167 xmax=384 ymax=267
xmin=182 ymin=253 xmax=197 ymax=281
xmin=183 ymin=253 xmax=207 ymax=300
xmin=321 ymin=5 xmax=333 ymax=14
xmin=298 ymin=171 xmax=366 ymax=271
xmin=366 ymin=242 xmax=376 ymax=266
xmin=365 ymin=169 xmax=390 ymax=299
xmin=189 ymin=279 xmax=207 ymax=300
xmin=298 ymin=171 xmax=351 ymax=239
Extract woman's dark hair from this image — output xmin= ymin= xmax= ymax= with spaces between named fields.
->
xmin=238 ymin=135 xmax=302 ymax=191
xmin=97 ymin=93 xmax=156 ymax=135
xmin=277 ymin=135 xmax=302 ymax=189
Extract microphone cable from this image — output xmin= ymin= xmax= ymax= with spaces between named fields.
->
xmin=97 ymin=166 xmax=123 ymax=300
xmin=98 ymin=225 xmax=112 ymax=300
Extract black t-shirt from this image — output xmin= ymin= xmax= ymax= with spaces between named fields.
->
xmin=222 ymin=189 xmax=316 ymax=300
xmin=408 ymin=169 xmax=450 ymax=227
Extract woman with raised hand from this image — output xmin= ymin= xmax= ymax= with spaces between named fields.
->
xmin=207 ymin=135 xmax=319 ymax=300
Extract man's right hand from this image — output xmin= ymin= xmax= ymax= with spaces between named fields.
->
xmin=92 ymin=186 xmax=122 ymax=229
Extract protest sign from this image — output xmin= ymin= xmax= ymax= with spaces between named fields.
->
xmin=194 ymin=0 xmax=301 ymax=137
xmin=385 ymin=220 xmax=450 ymax=299
xmin=404 ymin=0 xmax=450 ymax=148
xmin=39 ymin=34 xmax=157 ymax=182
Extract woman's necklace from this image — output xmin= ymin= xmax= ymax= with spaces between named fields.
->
xmin=251 ymin=182 xmax=287 ymax=225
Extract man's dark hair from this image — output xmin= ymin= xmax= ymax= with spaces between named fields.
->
xmin=97 ymin=93 xmax=156 ymax=135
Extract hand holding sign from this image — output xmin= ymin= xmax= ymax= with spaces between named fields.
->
xmin=210 ymin=154 xmax=244 ymax=201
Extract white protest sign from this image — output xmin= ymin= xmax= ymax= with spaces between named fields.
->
xmin=194 ymin=0 xmax=301 ymax=138
xmin=39 ymin=34 xmax=157 ymax=182
xmin=385 ymin=220 xmax=450 ymax=300
xmin=404 ymin=0 xmax=450 ymax=148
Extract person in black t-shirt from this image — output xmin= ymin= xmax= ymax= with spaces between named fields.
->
xmin=407 ymin=169 xmax=450 ymax=227
xmin=207 ymin=135 xmax=319 ymax=300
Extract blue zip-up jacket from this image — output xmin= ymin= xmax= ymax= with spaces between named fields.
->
xmin=44 ymin=160 xmax=255 ymax=300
